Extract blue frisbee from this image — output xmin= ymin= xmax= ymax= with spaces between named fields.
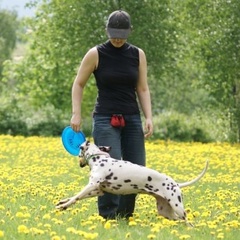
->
xmin=61 ymin=126 xmax=86 ymax=156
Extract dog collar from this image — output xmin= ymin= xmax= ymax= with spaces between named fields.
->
xmin=85 ymin=152 xmax=110 ymax=164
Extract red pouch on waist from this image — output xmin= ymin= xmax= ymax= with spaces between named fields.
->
xmin=110 ymin=114 xmax=125 ymax=127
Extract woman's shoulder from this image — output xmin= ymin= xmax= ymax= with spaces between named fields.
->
xmin=126 ymin=42 xmax=143 ymax=51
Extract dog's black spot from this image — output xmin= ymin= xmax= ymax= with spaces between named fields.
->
xmin=112 ymin=186 xmax=120 ymax=190
xmin=92 ymin=157 xmax=97 ymax=162
xmin=108 ymin=169 xmax=111 ymax=171
xmin=119 ymin=165 xmax=122 ymax=167
xmin=178 ymin=195 xmax=182 ymax=203
xmin=106 ymin=172 xmax=114 ymax=180
xmin=117 ymin=184 xmax=122 ymax=187
xmin=130 ymin=184 xmax=139 ymax=189
xmin=162 ymin=183 xmax=166 ymax=186
xmin=175 ymin=203 xmax=178 ymax=207
xmin=154 ymin=189 xmax=159 ymax=192
xmin=96 ymin=156 xmax=100 ymax=159
xmin=124 ymin=179 xmax=131 ymax=183
xmin=113 ymin=177 xmax=118 ymax=180
xmin=168 ymin=199 xmax=171 ymax=202
xmin=145 ymin=184 xmax=154 ymax=191
xmin=100 ymin=163 xmax=105 ymax=167
xmin=148 ymin=176 xmax=152 ymax=181
xmin=167 ymin=187 xmax=170 ymax=190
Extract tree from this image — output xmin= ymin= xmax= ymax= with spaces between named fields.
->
xmin=0 ymin=9 xmax=18 ymax=78
xmin=184 ymin=0 xmax=240 ymax=142
xmin=2 ymin=0 xmax=240 ymax=141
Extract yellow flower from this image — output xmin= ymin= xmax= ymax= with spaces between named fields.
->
xmin=16 ymin=212 xmax=24 ymax=218
xmin=217 ymin=233 xmax=224 ymax=239
xmin=18 ymin=225 xmax=29 ymax=234
xmin=51 ymin=236 xmax=61 ymax=240
xmin=0 ymin=231 xmax=4 ymax=238
xmin=104 ymin=221 xmax=111 ymax=229
xmin=128 ymin=221 xmax=137 ymax=226
xmin=43 ymin=213 xmax=51 ymax=219
xmin=147 ymin=234 xmax=156 ymax=239
xmin=179 ymin=235 xmax=191 ymax=239
xmin=0 ymin=205 xmax=5 ymax=210
xmin=125 ymin=232 xmax=131 ymax=238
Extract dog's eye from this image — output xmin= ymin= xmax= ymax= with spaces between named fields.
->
xmin=78 ymin=150 xmax=82 ymax=157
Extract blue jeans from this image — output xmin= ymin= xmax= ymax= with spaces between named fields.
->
xmin=92 ymin=114 xmax=146 ymax=218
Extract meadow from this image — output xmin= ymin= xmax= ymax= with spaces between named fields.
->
xmin=0 ymin=135 xmax=239 ymax=239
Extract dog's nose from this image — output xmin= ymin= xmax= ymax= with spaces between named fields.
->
xmin=79 ymin=158 xmax=86 ymax=168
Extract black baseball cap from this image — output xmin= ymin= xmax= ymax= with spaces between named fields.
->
xmin=106 ymin=10 xmax=132 ymax=39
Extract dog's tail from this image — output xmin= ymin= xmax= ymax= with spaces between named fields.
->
xmin=179 ymin=161 xmax=209 ymax=188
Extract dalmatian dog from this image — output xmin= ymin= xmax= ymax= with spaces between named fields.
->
xmin=56 ymin=141 xmax=208 ymax=222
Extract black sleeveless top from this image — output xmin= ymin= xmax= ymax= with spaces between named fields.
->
xmin=93 ymin=40 xmax=140 ymax=115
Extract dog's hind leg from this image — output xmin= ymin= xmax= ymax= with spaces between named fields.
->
xmin=56 ymin=183 xmax=102 ymax=210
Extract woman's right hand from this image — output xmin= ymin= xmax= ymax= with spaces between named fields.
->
xmin=70 ymin=113 xmax=81 ymax=132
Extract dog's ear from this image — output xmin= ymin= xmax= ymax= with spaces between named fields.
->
xmin=99 ymin=146 xmax=111 ymax=153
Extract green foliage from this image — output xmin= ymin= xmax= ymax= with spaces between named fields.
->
xmin=176 ymin=0 xmax=240 ymax=141
xmin=153 ymin=109 xmax=231 ymax=143
xmin=0 ymin=9 xmax=18 ymax=78
xmin=0 ymin=95 xmax=68 ymax=137
xmin=1 ymin=0 xmax=240 ymax=141
xmin=153 ymin=111 xmax=211 ymax=143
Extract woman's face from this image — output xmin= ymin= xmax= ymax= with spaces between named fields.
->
xmin=109 ymin=38 xmax=127 ymax=48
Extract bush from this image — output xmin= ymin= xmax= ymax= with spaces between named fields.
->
xmin=152 ymin=111 xmax=221 ymax=143
xmin=0 ymin=98 xmax=230 ymax=142
xmin=0 ymin=100 xmax=28 ymax=136
xmin=0 ymin=99 xmax=68 ymax=137
xmin=0 ymin=112 xmax=28 ymax=136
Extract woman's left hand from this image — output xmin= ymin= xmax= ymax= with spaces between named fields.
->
xmin=144 ymin=118 xmax=153 ymax=138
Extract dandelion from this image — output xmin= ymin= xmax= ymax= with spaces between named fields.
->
xmin=217 ymin=233 xmax=224 ymax=239
xmin=179 ymin=235 xmax=191 ymax=239
xmin=51 ymin=236 xmax=61 ymax=240
xmin=30 ymin=227 xmax=44 ymax=235
xmin=128 ymin=220 xmax=137 ymax=226
xmin=125 ymin=232 xmax=131 ymax=238
xmin=43 ymin=213 xmax=51 ymax=219
xmin=0 ymin=205 xmax=5 ymax=210
xmin=171 ymin=229 xmax=178 ymax=235
xmin=147 ymin=234 xmax=156 ymax=239
xmin=0 ymin=231 xmax=4 ymax=238
xmin=20 ymin=206 xmax=28 ymax=211
xmin=66 ymin=227 xmax=77 ymax=234
xmin=151 ymin=227 xmax=160 ymax=233
xmin=18 ymin=225 xmax=29 ymax=234
xmin=104 ymin=221 xmax=111 ymax=229
xmin=16 ymin=212 xmax=24 ymax=218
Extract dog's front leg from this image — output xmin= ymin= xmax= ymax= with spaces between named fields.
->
xmin=55 ymin=183 xmax=100 ymax=210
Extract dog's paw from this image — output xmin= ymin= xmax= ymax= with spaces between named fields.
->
xmin=55 ymin=198 xmax=70 ymax=206
xmin=55 ymin=197 xmax=76 ymax=210
xmin=55 ymin=204 xmax=69 ymax=210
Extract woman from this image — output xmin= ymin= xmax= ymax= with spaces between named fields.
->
xmin=70 ymin=10 xmax=153 ymax=219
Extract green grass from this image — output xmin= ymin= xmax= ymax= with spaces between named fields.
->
xmin=0 ymin=136 xmax=239 ymax=239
